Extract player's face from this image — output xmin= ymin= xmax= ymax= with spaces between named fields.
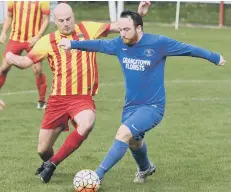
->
xmin=118 ymin=18 xmax=141 ymax=45
xmin=55 ymin=13 xmax=75 ymax=35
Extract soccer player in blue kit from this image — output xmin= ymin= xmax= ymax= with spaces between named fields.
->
xmin=59 ymin=11 xmax=226 ymax=184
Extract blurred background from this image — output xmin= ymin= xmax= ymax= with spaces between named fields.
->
xmin=1 ymin=1 xmax=231 ymax=27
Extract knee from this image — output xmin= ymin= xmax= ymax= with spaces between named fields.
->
xmin=115 ymin=125 xmax=133 ymax=143
xmin=77 ymin=119 xmax=95 ymax=136
xmin=32 ymin=64 xmax=42 ymax=75
xmin=82 ymin=120 xmax=95 ymax=132
xmin=34 ymin=69 xmax=42 ymax=76
xmin=129 ymin=139 xmax=143 ymax=150
xmin=0 ymin=66 xmax=10 ymax=75
xmin=37 ymin=144 xmax=47 ymax=155
xmin=74 ymin=110 xmax=96 ymax=136
xmin=1 ymin=59 xmax=12 ymax=74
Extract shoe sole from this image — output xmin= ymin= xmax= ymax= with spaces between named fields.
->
xmin=37 ymin=107 xmax=46 ymax=110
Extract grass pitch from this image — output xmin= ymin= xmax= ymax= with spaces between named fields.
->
xmin=0 ymin=24 xmax=230 ymax=192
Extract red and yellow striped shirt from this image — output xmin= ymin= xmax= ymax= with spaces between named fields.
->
xmin=28 ymin=22 xmax=110 ymax=96
xmin=8 ymin=1 xmax=50 ymax=42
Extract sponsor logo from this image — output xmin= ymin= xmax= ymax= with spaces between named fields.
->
xmin=123 ymin=57 xmax=151 ymax=71
xmin=144 ymin=49 xmax=155 ymax=57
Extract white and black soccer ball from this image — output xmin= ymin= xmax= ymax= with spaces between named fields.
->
xmin=73 ymin=169 xmax=100 ymax=192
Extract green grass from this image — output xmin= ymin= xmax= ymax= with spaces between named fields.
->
xmin=0 ymin=24 xmax=231 ymax=192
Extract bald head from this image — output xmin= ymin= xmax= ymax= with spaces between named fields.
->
xmin=54 ymin=3 xmax=75 ymax=35
xmin=54 ymin=3 xmax=73 ymax=18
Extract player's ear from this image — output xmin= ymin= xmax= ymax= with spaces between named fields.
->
xmin=137 ymin=25 xmax=142 ymax=32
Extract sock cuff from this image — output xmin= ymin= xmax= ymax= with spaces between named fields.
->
xmin=114 ymin=139 xmax=129 ymax=148
xmin=36 ymin=73 xmax=47 ymax=81
xmin=50 ymin=161 xmax=57 ymax=167
xmin=0 ymin=75 xmax=6 ymax=79
xmin=75 ymin=130 xmax=86 ymax=141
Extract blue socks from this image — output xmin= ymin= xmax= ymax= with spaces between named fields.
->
xmin=96 ymin=139 xmax=128 ymax=179
xmin=130 ymin=142 xmax=150 ymax=171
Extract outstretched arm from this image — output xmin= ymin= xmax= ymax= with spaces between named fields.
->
xmin=109 ymin=1 xmax=151 ymax=33
xmin=59 ymin=38 xmax=120 ymax=55
xmin=161 ymin=36 xmax=226 ymax=66
xmin=5 ymin=52 xmax=34 ymax=69
xmin=6 ymin=35 xmax=48 ymax=69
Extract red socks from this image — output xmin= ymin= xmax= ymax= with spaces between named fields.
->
xmin=0 ymin=74 xmax=6 ymax=88
xmin=50 ymin=130 xmax=86 ymax=165
xmin=36 ymin=73 xmax=47 ymax=102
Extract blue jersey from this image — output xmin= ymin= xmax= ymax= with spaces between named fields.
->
xmin=71 ymin=33 xmax=220 ymax=111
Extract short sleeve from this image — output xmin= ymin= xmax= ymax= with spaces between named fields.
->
xmin=7 ymin=1 xmax=14 ymax=12
xmin=80 ymin=21 xmax=110 ymax=39
xmin=40 ymin=1 xmax=50 ymax=15
xmin=27 ymin=36 xmax=49 ymax=64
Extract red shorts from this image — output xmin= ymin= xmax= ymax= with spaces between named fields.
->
xmin=4 ymin=39 xmax=31 ymax=57
xmin=41 ymin=95 xmax=95 ymax=131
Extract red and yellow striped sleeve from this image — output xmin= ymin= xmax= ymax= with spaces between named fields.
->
xmin=27 ymin=35 xmax=50 ymax=64
xmin=40 ymin=1 xmax=50 ymax=15
xmin=7 ymin=1 xmax=14 ymax=12
xmin=80 ymin=21 xmax=110 ymax=40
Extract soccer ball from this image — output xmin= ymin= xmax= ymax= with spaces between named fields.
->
xmin=73 ymin=169 xmax=100 ymax=192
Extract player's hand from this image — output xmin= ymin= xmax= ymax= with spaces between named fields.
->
xmin=0 ymin=33 xmax=6 ymax=44
xmin=218 ymin=55 xmax=226 ymax=66
xmin=138 ymin=1 xmax=151 ymax=17
xmin=28 ymin=35 xmax=40 ymax=48
xmin=5 ymin=52 xmax=16 ymax=65
xmin=0 ymin=100 xmax=5 ymax=111
xmin=59 ymin=38 xmax=71 ymax=50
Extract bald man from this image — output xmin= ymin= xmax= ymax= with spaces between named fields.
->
xmin=5 ymin=2 xmax=151 ymax=183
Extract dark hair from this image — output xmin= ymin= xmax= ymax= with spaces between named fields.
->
xmin=120 ymin=10 xmax=143 ymax=29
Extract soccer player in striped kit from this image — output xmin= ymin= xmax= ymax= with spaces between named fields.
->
xmin=0 ymin=1 xmax=50 ymax=109
xmin=5 ymin=2 xmax=151 ymax=183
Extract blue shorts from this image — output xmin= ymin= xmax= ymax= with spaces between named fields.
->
xmin=122 ymin=105 xmax=164 ymax=140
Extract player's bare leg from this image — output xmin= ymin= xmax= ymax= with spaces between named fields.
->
xmin=129 ymin=138 xmax=156 ymax=183
xmin=0 ymin=58 xmax=12 ymax=89
xmin=32 ymin=62 xmax=47 ymax=109
xmin=35 ymin=127 xmax=63 ymax=175
xmin=40 ymin=109 xmax=96 ymax=183
xmin=0 ymin=100 xmax=5 ymax=111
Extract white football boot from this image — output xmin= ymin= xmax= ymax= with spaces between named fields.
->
xmin=134 ymin=163 xmax=156 ymax=183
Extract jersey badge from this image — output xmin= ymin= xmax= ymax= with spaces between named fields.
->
xmin=144 ymin=49 xmax=155 ymax=57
